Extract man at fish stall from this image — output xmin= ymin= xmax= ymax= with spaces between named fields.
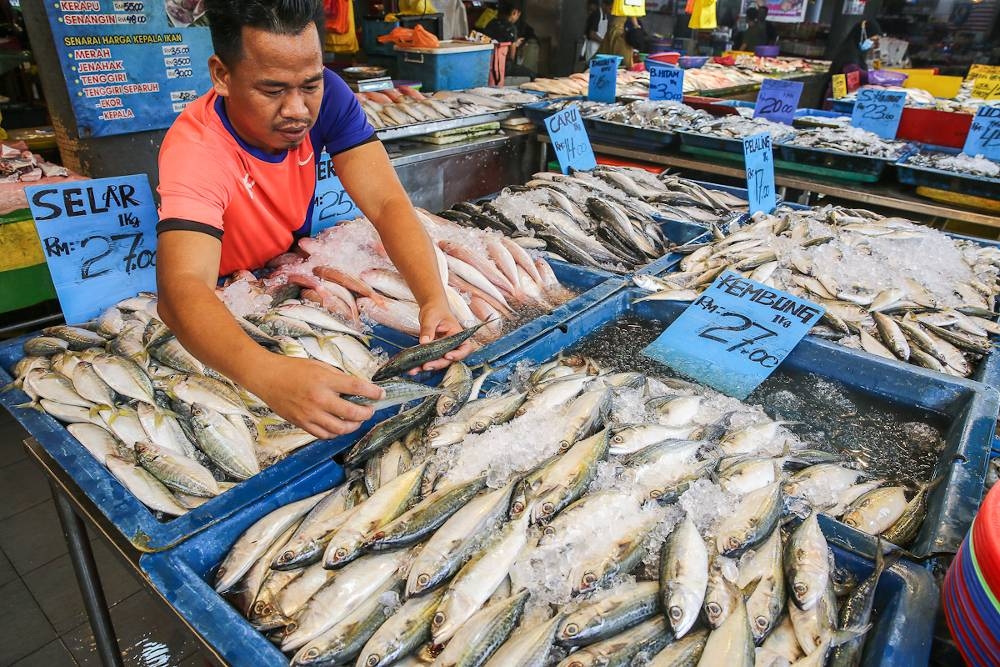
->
xmin=155 ymin=0 xmax=472 ymax=439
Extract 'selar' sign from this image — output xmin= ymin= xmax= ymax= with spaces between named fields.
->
xmin=753 ymin=78 xmax=804 ymax=125
xmin=588 ymin=57 xmax=619 ymax=103
xmin=642 ymin=271 xmax=825 ymax=399
xmin=743 ymin=132 xmax=776 ymax=215
xmin=544 ymin=104 xmax=597 ymax=174
xmin=312 ymin=152 xmax=362 ymax=234
xmin=27 ymin=175 xmax=159 ymax=324
xmin=851 ymin=88 xmax=906 ymax=139
xmin=647 ymin=61 xmax=684 ymax=102
xmin=963 ymin=104 xmax=1000 ymax=160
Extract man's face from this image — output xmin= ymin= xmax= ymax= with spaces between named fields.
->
xmin=210 ymin=24 xmax=324 ymax=154
xmin=510 ymin=9 xmax=522 ymax=22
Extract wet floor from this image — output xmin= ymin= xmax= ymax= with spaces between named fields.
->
xmin=0 ymin=410 xmax=211 ymax=666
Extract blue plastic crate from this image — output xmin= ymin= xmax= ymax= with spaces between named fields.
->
xmin=487 ymin=286 xmax=1000 ymax=559
xmin=896 ymin=145 xmax=1000 ymax=201
xmin=676 ymin=129 xmax=758 ymax=156
xmin=394 ymin=41 xmax=493 ymax=92
xmin=776 ymin=139 xmax=914 ymax=182
xmin=586 ymin=119 xmax=678 ymax=151
xmin=829 ymin=97 xmax=856 ymax=114
xmin=138 ymin=473 xmax=937 ymax=667
xmin=521 ymin=96 xmax=586 ymax=124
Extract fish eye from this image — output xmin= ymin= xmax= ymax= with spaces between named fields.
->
xmin=542 ymin=502 xmax=554 ymax=514
xmin=511 ymin=501 xmax=525 ymax=513
xmin=612 ymin=435 xmax=624 ymax=443
xmin=280 ymin=551 xmax=294 ymax=562
xmin=335 ymin=548 xmax=347 ymax=560
xmin=417 ymin=574 xmax=430 ymax=586
xmin=844 ymin=518 xmax=858 ymax=527
xmin=669 ymin=606 xmax=683 ymax=621
xmin=305 ymin=648 xmax=320 ymax=659
xmin=543 ymin=526 xmax=556 ymax=537
xmin=583 ymin=572 xmax=597 ymax=585
xmin=564 ymin=623 xmax=579 ymax=635
xmin=706 ymin=603 xmax=721 ymax=615
xmin=755 ymin=616 xmax=769 ymax=631
xmin=726 ymin=537 xmax=740 ymax=549
xmin=794 ymin=583 xmax=808 ymax=596
xmin=365 ymin=656 xmax=380 ymax=667
xmin=650 ymin=490 xmax=662 ymax=499
xmin=433 ymin=612 xmax=445 ymax=627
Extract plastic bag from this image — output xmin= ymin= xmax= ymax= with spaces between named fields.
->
xmin=867 ymin=69 xmax=908 ymax=86
xmin=376 ymin=23 xmax=440 ymax=47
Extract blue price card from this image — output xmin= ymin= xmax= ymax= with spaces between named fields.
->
xmin=743 ymin=132 xmax=776 ymax=215
xmin=312 ymin=152 xmax=362 ymax=234
xmin=647 ymin=61 xmax=684 ymax=102
xmin=753 ymin=79 xmax=804 ymax=125
xmin=963 ymin=104 xmax=1000 ymax=160
xmin=26 ymin=175 xmax=159 ymax=324
xmin=544 ymin=104 xmax=598 ymax=174
xmin=588 ymin=57 xmax=619 ymax=103
xmin=642 ymin=271 xmax=825 ymax=398
xmin=851 ymin=88 xmax=906 ymax=139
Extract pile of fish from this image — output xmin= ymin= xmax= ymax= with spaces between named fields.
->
xmin=357 ymin=89 xmax=513 ymax=131
xmin=438 ymin=166 xmax=747 ymax=272
xmin=255 ymin=209 xmax=574 ymax=343
xmin=520 ymin=70 xmax=649 ymax=97
xmin=5 ymin=292 xmax=422 ymax=515
xmin=781 ymin=126 xmax=911 ymax=160
xmin=635 ymin=205 xmax=1000 ymax=378
xmin=527 ymin=98 xmax=619 ymax=119
xmin=687 ymin=114 xmax=797 ymax=142
xmin=727 ymin=56 xmax=828 ymax=75
xmin=682 ymin=65 xmax=763 ymax=94
xmin=904 ymin=150 xmax=1000 ymax=178
xmin=214 ymin=351 xmax=911 ymax=666
xmin=593 ymin=100 xmax=714 ymax=132
xmin=463 ymin=87 xmax=542 ymax=106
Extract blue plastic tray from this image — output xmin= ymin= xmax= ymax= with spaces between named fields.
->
xmin=776 ymin=139 xmax=913 ymax=181
xmin=0 ymin=261 xmax=613 ymax=551
xmin=138 ymin=470 xmax=937 ymax=667
xmin=521 ymin=96 xmax=586 ymax=124
xmin=676 ymin=128 xmax=751 ymax=156
xmin=895 ymin=146 xmax=1000 ymax=201
xmin=586 ymin=118 xmax=677 ymax=150
xmin=488 ymin=286 xmax=1000 ymax=559
xmin=829 ymin=98 xmax=856 ymax=114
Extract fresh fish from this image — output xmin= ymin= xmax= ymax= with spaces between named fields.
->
xmin=366 ymin=476 xmax=487 ymax=551
xmin=346 ymin=379 xmax=446 ymax=410
xmin=134 ymin=440 xmax=219 ymax=497
xmin=276 ymin=304 xmax=370 ymax=343
xmin=372 ymin=324 xmax=485 ymax=381
xmin=271 ymin=482 xmax=360 ymax=570
xmin=841 ymin=486 xmax=908 ymax=535
xmin=106 ymin=456 xmax=188 ymax=516
xmin=43 ymin=325 xmax=108 ymax=350
xmin=648 ymin=627 xmax=709 ymax=666
xmin=788 ymin=582 xmax=837 ymax=655
xmin=557 ymin=581 xmax=660 ymax=647
xmin=434 ymin=589 xmax=529 ymax=667
xmin=357 ymin=589 xmax=445 ymax=667
xmin=67 ymin=423 xmax=128 ymax=464
xmin=467 ymin=392 xmax=527 ymax=433
xmin=92 ymin=354 xmax=155 ymax=404
xmin=881 ymin=476 xmax=943 ymax=548
xmin=660 ymin=516 xmax=709 ymax=638
xmin=716 ymin=482 xmax=783 ymax=557
xmin=485 ymin=612 xmax=564 ymax=667
xmin=437 ymin=362 xmax=474 ymax=416
xmin=785 ymin=513 xmax=830 ymax=611
xmin=530 ymin=429 xmax=609 ymax=523
xmin=344 ymin=398 xmax=437 ymax=466
xmin=190 ymin=405 xmax=260 ymax=480
xmin=703 ymin=555 xmax=740 ymax=629
xmin=609 ymin=423 xmax=701 ymax=456
xmin=746 ymin=526 xmax=786 ymax=644
xmin=70 ymin=361 xmax=115 ymax=407
xmin=697 ymin=599 xmax=755 ymax=667
xmin=365 ymin=440 xmax=412 ymax=496
xmin=720 ymin=421 xmax=797 ymax=457
xmin=556 ymin=617 xmax=674 ymax=667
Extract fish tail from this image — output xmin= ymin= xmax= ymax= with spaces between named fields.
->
xmin=1 ymin=380 xmax=21 ymax=393
xmin=14 ymin=399 xmax=42 ymax=412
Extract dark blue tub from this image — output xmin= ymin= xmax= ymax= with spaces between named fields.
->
xmin=488 ymin=285 xmax=1000 ymax=559
xmin=138 ymin=462 xmax=937 ymax=667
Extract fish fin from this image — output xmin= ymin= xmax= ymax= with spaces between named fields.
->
xmin=740 ymin=576 xmax=763 ymax=598
xmin=14 ymin=399 xmax=42 ymax=412
xmin=253 ymin=416 xmax=284 ymax=442
xmin=1 ymin=380 xmax=21 ymax=393
xmin=831 ymin=624 xmax=873 ymax=648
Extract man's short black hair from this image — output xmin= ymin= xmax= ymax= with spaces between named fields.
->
xmin=205 ymin=0 xmax=325 ymax=65
xmin=746 ymin=7 xmax=759 ymax=20
xmin=497 ymin=1 xmax=520 ymax=18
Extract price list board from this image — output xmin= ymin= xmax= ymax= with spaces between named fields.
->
xmin=44 ymin=1 xmax=213 ymax=138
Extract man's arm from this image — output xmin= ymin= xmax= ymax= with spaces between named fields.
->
xmin=156 ymin=230 xmax=381 ymax=438
xmin=332 ymin=140 xmax=472 ymax=371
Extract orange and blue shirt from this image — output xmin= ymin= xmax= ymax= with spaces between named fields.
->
xmin=156 ymin=68 xmax=375 ymax=276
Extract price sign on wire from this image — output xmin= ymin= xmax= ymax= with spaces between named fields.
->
xmin=588 ymin=56 xmax=619 ymax=103
xmin=312 ymin=152 xmax=362 ymax=235
xmin=963 ymin=104 xmax=1000 ymax=160
xmin=743 ymin=132 xmax=776 ymax=215
xmin=832 ymin=74 xmax=848 ymax=99
xmin=27 ymin=175 xmax=158 ymax=324
xmin=646 ymin=61 xmax=684 ymax=102
xmin=642 ymin=271 xmax=825 ymax=398
xmin=972 ymin=73 xmax=1000 ymax=101
xmin=850 ymin=88 xmax=906 ymax=139
xmin=544 ymin=104 xmax=597 ymax=174
xmin=753 ymin=78 xmax=804 ymax=125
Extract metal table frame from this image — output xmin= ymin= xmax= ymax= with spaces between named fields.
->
xmin=536 ymin=135 xmax=1000 ymax=229
xmin=23 ymin=438 xmax=224 ymax=667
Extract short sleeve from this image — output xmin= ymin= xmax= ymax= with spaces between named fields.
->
xmin=157 ymin=124 xmax=235 ymax=233
xmin=314 ymin=68 xmax=377 ymax=156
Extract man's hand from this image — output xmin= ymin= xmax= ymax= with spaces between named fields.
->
xmin=412 ymin=300 xmax=475 ymax=374
xmin=251 ymin=355 xmax=385 ymax=439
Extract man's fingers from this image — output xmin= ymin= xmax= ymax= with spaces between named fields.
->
xmin=328 ymin=396 xmax=375 ymax=423
xmin=313 ymin=413 xmax=362 ymax=437
xmin=336 ymin=375 xmax=385 ymax=401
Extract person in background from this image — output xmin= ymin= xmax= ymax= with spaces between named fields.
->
xmin=599 ymin=0 xmax=645 ymax=68
xmin=829 ymin=17 xmax=882 ymax=83
xmin=483 ymin=2 xmax=536 ymax=79
xmin=759 ymin=5 xmax=777 ymax=45
xmin=582 ymin=0 xmax=610 ymax=62
xmin=739 ymin=6 xmax=766 ymax=51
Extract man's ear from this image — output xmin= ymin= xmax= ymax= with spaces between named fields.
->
xmin=209 ymin=54 xmax=230 ymax=97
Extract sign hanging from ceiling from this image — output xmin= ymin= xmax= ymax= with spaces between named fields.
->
xmin=42 ymin=1 xmax=214 ymax=138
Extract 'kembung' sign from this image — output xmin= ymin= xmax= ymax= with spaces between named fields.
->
xmin=642 ymin=271 xmax=825 ymax=399
xmin=545 ymin=104 xmax=597 ymax=174
xmin=27 ymin=175 xmax=159 ymax=324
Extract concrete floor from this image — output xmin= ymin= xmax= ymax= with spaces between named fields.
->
xmin=0 ymin=409 xmax=209 ymax=667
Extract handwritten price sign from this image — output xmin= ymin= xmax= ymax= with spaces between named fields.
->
xmin=643 ymin=271 xmax=825 ymax=398
xmin=646 ymin=61 xmax=684 ymax=102
xmin=963 ymin=105 xmax=1000 ymax=161
xmin=743 ymin=132 xmax=776 ymax=215
xmin=832 ymin=74 xmax=848 ymax=100
xmin=27 ymin=175 xmax=158 ymax=323
xmin=588 ymin=57 xmax=619 ymax=103
xmin=972 ymin=73 xmax=1000 ymax=101
xmin=753 ymin=79 xmax=804 ymax=125
xmin=851 ymin=88 xmax=906 ymax=139
xmin=544 ymin=104 xmax=597 ymax=174
xmin=312 ymin=152 xmax=362 ymax=234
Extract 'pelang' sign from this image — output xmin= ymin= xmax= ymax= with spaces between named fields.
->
xmin=27 ymin=175 xmax=159 ymax=323
xmin=643 ymin=271 xmax=824 ymax=398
